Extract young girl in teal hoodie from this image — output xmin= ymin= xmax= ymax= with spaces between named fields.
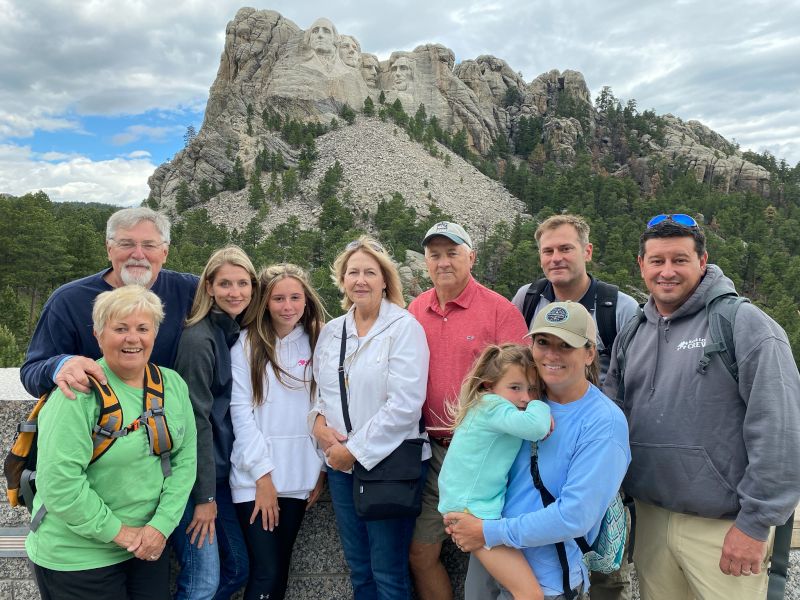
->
xmin=438 ymin=344 xmax=552 ymax=600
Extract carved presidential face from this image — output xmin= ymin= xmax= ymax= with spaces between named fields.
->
xmin=308 ymin=18 xmax=336 ymax=54
xmin=338 ymin=36 xmax=361 ymax=68
xmin=391 ymin=57 xmax=412 ymax=90
xmin=361 ymin=55 xmax=379 ymax=87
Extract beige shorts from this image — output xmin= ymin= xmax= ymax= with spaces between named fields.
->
xmin=412 ymin=438 xmax=450 ymax=544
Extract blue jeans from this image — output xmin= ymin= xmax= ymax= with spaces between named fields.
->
xmin=327 ymin=466 xmax=421 ymax=600
xmin=173 ymin=482 xmax=249 ymax=600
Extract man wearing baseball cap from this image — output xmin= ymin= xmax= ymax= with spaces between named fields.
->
xmin=408 ymin=221 xmax=529 ymax=600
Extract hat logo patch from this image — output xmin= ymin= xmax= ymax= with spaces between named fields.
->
xmin=435 ymin=222 xmax=448 ymax=231
xmin=545 ymin=306 xmax=569 ymax=323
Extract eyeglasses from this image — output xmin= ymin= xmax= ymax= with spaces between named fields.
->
xmin=111 ymin=239 xmax=166 ymax=252
xmin=345 ymin=239 xmax=385 ymax=253
xmin=646 ymin=214 xmax=699 ymax=229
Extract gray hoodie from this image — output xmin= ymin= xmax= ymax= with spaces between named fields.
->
xmin=604 ymin=264 xmax=800 ymax=540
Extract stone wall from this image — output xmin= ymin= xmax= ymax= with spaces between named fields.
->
xmin=0 ymin=369 xmax=468 ymax=599
xmin=1 ymin=369 xmax=797 ymax=599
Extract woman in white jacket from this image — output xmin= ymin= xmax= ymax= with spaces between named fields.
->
xmin=229 ymin=264 xmax=327 ymax=600
xmin=311 ymin=236 xmax=430 ymax=600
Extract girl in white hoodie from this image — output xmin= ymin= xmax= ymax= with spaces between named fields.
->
xmin=229 ymin=264 xmax=327 ymax=600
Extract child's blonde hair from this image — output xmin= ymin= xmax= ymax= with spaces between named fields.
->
xmin=449 ymin=343 xmax=541 ymax=429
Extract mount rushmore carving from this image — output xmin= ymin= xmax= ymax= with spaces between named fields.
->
xmin=148 ymin=8 xmax=770 ymax=213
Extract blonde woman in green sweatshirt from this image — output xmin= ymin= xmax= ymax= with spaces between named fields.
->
xmin=26 ymin=285 xmax=197 ymax=600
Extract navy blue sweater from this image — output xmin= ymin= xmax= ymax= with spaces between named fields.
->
xmin=21 ymin=268 xmax=198 ymax=397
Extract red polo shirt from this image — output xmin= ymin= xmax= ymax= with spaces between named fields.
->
xmin=408 ymin=277 xmax=529 ymax=439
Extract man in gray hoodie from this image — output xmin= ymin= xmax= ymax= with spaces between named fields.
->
xmin=604 ymin=215 xmax=800 ymax=600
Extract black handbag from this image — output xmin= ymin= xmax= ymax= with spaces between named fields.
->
xmin=337 ymin=320 xmax=426 ymax=521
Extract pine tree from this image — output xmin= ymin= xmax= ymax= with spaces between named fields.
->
xmin=183 ymin=125 xmax=197 ymax=147
xmin=175 ymin=181 xmax=192 ymax=212
xmin=233 ymin=157 xmax=246 ymax=190
xmin=282 ymin=168 xmax=299 ymax=198
xmin=363 ymin=96 xmax=375 ymax=117
xmin=0 ymin=324 xmax=23 ymax=367
xmin=248 ymin=173 xmax=265 ymax=209
xmin=340 ymin=103 xmax=356 ymax=125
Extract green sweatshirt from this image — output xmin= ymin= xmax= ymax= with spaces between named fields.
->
xmin=25 ymin=359 xmax=197 ymax=571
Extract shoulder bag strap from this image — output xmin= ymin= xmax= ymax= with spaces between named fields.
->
xmin=530 ymin=444 xmax=577 ymax=600
xmin=338 ymin=319 xmax=352 ymax=434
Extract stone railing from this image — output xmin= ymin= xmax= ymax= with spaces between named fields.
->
xmin=1 ymin=369 xmax=795 ymax=599
xmin=0 ymin=368 xmax=468 ymax=599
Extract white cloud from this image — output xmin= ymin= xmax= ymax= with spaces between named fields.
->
xmin=111 ymin=124 xmax=184 ymax=146
xmin=0 ymin=143 xmax=155 ymax=206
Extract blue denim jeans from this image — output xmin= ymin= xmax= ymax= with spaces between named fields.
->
xmin=327 ymin=466 xmax=422 ymax=600
xmin=173 ymin=482 xmax=249 ymax=600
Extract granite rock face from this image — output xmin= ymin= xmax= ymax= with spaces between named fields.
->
xmin=148 ymin=8 xmax=770 ymax=224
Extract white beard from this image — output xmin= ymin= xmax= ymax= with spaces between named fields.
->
xmin=120 ymin=261 xmax=153 ymax=286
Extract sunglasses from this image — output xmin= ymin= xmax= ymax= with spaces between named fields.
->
xmin=646 ymin=214 xmax=699 ymax=229
xmin=345 ymin=239 xmax=385 ymax=253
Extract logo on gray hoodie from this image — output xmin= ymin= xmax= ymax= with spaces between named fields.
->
xmin=676 ymin=337 xmax=706 ymax=351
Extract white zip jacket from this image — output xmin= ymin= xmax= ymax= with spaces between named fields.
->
xmin=229 ymin=326 xmax=324 ymax=503
xmin=310 ymin=299 xmax=431 ymax=470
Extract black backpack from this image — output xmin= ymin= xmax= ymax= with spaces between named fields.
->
xmin=522 ymin=277 xmax=619 ymax=356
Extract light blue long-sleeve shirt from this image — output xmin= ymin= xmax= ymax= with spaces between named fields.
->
xmin=482 ymin=384 xmax=630 ymax=596
xmin=438 ymin=394 xmax=551 ymax=518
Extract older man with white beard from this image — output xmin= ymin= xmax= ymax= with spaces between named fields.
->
xmin=20 ymin=207 xmax=198 ymax=399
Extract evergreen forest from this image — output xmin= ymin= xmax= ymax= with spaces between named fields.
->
xmin=2 ymin=92 xmax=800 ymax=368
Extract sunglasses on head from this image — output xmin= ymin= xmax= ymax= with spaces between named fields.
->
xmin=345 ymin=239 xmax=385 ymax=253
xmin=646 ymin=214 xmax=699 ymax=229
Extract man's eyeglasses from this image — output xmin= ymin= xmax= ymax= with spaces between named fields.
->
xmin=111 ymin=239 xmax=166 ymax=252
xmin=646 ymin=214 xmax=699 ymax=229
xmin=345 ymin=239 xmax=385 ymax=253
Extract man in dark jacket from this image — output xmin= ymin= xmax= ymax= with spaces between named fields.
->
xmin=21 ymin=207 xmax=198 ymax=398
xmin=604 ymin=215 xmax=800 ymax=600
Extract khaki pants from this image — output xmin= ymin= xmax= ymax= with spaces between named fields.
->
xmin=633 ymin=500 xmax=773 ymax=600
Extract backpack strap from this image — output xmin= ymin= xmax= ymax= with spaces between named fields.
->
xmin=90 ymin=364 xmax=172 ymax=477
xmin=522 ymin=278 xmax=548 ymax=328
xmin=89 ymin=376 xmax=125 ymax=463
xmin=529 ymin=444 xmax=578 ymax=600
xmin=594 ymin=280 xmax=619 ymax=357
xmin=140 ymin=363 xmax=173 ymax=478
xmin=612 ymin=306 xmax=645 ymax=404
xmin=767 ymin=514 xmax=795 ymax=600
xmin=698 ymin=286 xmax=749 ymax=382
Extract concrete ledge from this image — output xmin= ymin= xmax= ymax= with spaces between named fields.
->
xmin=1 ymin=368 xmax=797 ymax=600
xmin=0 ymin=368 xmax=469 ymax=599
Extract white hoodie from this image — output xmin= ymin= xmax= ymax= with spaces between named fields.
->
xmin=229 ymin=326 xmax=324 ymax=502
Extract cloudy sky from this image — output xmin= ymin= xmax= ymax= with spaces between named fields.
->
xmin=1 ymin=0 xmax=798 ymax=206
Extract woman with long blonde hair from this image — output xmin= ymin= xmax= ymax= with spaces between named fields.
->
xmin=229 ymin=263 xmax=327 ymax=600
xmin=173 ymin=245 xmax=258 ymax=600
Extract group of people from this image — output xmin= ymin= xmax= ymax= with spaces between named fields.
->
xmin=18 ymin=206 xmax=800 ymax=600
